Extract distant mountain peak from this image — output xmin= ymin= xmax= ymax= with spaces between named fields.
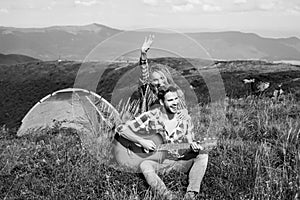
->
xmin=89 ymin=23 xmax=111 ymax=28
xmin=0 ymin=23 xmax=121 ymax=35
xmin=45 ymin=23 xmax=120 ymax=34
xmin=1 ymin=25 xmax=300 ymax=61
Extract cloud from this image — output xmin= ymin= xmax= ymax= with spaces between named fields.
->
xmin=165 ymin=0 xmax=201 ymax=6
xmin=285 ymin=5 xmax=300 ymax=15
xmin=253 ymin=0 xmax=300 ymax=13
xmin=202 ymin=4 xmax=222 ymax=12
xmin=186 ymin=0 xmax=201 ymax=4
xmin=0 ymin=0 xmax=67 ymax=11
xmin=0 ymin=8 xmax=9 ymax=13
xmin=233 ymin=0 xmax=247 ymax=4
xmin=172 ymin=3 xmax=194 ymax=12
xmin=258 ymin=0 xmax=276 ymax=11
xmin=74 ymin=0 xmax=98 ymax=6
xmin=167 ymin=0 xmax=223 ymax=12
xmin=167 ymin=0 xmax=202 ymax=12
xmin=201 ymin=0 xmax=300 ymax=14
xmin=142 ymin=0 xmax=159 ymax=6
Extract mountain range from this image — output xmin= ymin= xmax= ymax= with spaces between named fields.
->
xmin=0 ymin=53 xmax=40 ymax=65
xmin=1 ymin=23 xmax=300 ymax=61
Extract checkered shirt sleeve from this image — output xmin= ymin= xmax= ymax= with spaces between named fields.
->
xmin=125 ymin=109 xmax=162 ymax=134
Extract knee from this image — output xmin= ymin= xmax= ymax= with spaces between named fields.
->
xmin=196 ymin=153 xmax=208 ymax=162
xmin=140 ymin=160 xmax=155 ymax=173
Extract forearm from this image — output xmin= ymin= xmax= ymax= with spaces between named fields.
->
xmin=186 ymin=133 xmax=194 ymax=143
xmin=139 ymin=34 xmax=153 ymax=85
xmin=139 ymin=51 xmax=149 ymax=85
xmin=117 ymin=125 xmax=143 ymax=144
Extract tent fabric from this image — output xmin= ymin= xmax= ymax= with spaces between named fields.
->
xmin=17 ymin=88 xmax=121 ymax=138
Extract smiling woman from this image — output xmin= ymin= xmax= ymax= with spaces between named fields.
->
xmin=136 ymin=35 xmax=187 ymax=114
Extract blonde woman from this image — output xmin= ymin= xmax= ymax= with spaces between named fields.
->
xmin=138 ymin=35 xmax=186 ymax=115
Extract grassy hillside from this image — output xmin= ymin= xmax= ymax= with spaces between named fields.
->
xmin=0 ymin=57 xmax=299 ymax=199
xmin=1 ymin=58 xmax=300 ymax=128
xmin=0 ymin=95 xmax=299 ymax=199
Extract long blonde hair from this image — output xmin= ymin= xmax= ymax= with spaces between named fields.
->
xmin=149 ymin=63 xmax=175 ymax=86
xmin=149 ymin=63 xmax=185 ymax=108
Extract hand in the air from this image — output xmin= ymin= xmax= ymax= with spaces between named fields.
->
xmin=190 ymin=141 xmax=203 ymax=152
xmin=176 ymin=109 xmax=191 ymax=121
xmin=139 ymin=139 xmax=156 ymax=151
xmin=141 ymin=34 xmax=154 ymax=53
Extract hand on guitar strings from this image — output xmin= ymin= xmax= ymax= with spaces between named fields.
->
xmin=139 ymin=139 xmax=157 ymax=151
xmin=190 ymin=141 xmax=204 ymax=152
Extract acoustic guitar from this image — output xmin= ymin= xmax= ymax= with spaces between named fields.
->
xmin=112 ymin=133 xmax=217 ymax=171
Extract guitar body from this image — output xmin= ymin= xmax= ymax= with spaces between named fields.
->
xmin=112 ymin=133 xmax=166 ymax=171
xmin=112 ymin=132 xmax=217 ymax=171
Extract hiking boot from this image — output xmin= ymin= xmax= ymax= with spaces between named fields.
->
xmin=183 ymin=191 xmax=197 ymax=200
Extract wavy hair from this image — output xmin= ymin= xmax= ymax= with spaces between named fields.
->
xmin=149 ymin=63 xmax=185 ymax=107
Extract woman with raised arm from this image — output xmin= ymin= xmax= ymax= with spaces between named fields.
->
xmin=137 ymin=35 xmax=187 ymax=114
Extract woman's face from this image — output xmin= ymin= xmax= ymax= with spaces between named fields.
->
xmin=150 ymin=71 xmax=168 ymax=88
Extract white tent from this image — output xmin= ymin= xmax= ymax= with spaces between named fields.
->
xmin=17 ymin=88 xmax=121 ymax=139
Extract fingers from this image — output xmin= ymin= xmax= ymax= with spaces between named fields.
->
xmin=145 ymin=34 xmax=155 ymax=44
xmin=176 ymin=113 xmax=183 ymax=120
xmin=142 ymin=34 xmax=155 ymax=53
xmin=196 ymin=141 xmax=204 ymax=150
xmin=191 ymin=142 xmax=203 ymax=152
xmin=150 ymin=34 xmax=155 ymax=42
xmin=176 ymin=111 xmax=190 ymax=121
xmin=151 ymin=141 xmax=157 ymax=150
xmin=190 ymin=142 xmax=197 ymax=151
xmin=147 ymin=140 xmax=156 ymax=150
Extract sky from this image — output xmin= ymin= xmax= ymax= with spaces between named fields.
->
xmin=1 ymin=0 xmax=300 ymax=38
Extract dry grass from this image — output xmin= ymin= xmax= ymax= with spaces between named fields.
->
xmin=0 ymin=94 xmax=299 ymax=200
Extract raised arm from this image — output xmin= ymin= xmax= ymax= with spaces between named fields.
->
xmin=139 ymin=35 xmax=154 ymax=85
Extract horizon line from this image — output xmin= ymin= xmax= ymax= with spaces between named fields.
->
xmin=1 ymin=22 xmax=300 ymax=39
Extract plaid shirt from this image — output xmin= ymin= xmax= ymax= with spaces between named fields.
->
xmin=117 ymin=107 xmax=194 ymax=158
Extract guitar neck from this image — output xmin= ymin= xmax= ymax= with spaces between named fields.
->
xmin=157 ymin=140 xmax=217 ymax=151
xmin=157 ymin=143 xmax=190 ymax=151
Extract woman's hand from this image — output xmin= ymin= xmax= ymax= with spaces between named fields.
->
xmin=141 ymin=34 xmax=154 ymax=54
xmin=176 ymin=109 xmax=191 ymax=121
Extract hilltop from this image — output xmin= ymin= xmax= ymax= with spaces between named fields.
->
xmin=0 ymin=53 xmax=40 ymax=65
xmin=0 ymin=57 xmax=300 ymax=128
